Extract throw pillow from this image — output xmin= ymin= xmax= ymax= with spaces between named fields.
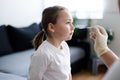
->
xmin=6 ymin=23 xmax=41 ymax=51
xmin=0 ymin=25 xmax=13 ymax=56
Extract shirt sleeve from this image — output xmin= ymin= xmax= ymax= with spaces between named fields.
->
xmin=103 ymin=59 xmax=120 ymax=80
xmin=29 ymin=50 xmax=51 ymax=80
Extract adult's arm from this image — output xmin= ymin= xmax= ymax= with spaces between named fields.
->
xmin=103 ymin=59 xmax=120 ymax=80
xmin=100 ymin=50 xmax=118 ymax=68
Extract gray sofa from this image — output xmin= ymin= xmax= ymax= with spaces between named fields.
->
xmin=0 ymin=23 xmax=90 ymax=80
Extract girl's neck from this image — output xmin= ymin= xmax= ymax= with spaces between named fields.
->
xmin=47 ymin=38 xmax=63 ymax=50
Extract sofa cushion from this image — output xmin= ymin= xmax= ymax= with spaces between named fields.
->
xmin=0 ymin=49 xmax=34 ymax=77
xmin=6 ymin=23 xmax=41 ymax=51
xmin=0 ymin=25 xmax=13 ymax=56
xmin=0 ymin=72 xmax=26 ymax=80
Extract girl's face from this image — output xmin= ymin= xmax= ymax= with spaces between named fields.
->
xmin=51 ymin=10 xmax=75 ymax=41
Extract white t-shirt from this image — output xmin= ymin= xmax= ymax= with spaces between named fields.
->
xmin=103 ymin=58 xmax=120 ymax=80
xmin=28 ymin=40 xmax=71 ymax=80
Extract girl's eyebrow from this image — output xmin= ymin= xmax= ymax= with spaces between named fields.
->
xmin=66 ymin=18 xmax=73 ymax=21
xmin=67 ymin=19 xmax=73 ymax=22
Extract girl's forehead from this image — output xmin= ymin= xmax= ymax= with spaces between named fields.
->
xmin=58 ymin=10 xmax=72 ymax=20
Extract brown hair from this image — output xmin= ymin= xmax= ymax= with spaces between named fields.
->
xmin=33 ymin=6 xmax=67 ymax=50
xmin=118 ymin=0 xmax=120 ymax=11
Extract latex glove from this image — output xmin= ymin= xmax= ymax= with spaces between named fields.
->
xmin=89 ymin=25 xmax=110 ymax=56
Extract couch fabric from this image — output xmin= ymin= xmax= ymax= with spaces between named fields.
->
xmin=6 ymin=23 xmax=41 ymax=51
xmin=0 ymin=25 xmax=13 ymax=55
xmin=0 ymin=23 xmax=89 ymax=80
xmin=0 ymin=72 xmax=26 ymax=80
xmin=0 ymin=49 xmax=34 ymax=77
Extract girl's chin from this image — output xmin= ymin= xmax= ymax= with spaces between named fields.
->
xmin=66 ymin=37 xmax=72 ymax=41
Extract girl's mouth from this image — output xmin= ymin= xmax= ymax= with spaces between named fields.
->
xmin=70 ymin=32 xmax=74 ymax=35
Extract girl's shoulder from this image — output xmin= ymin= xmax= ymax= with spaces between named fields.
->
xmin=36 ymin=40 xmax=57 ymax=55
xmin=62 ymin=41 xmax=69 ymax=48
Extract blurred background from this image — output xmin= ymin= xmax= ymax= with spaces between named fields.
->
xmin=0 ymin=0 xmax=120 ymax=56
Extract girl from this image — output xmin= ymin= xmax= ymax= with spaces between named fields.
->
xmin=28 ymin=6 xmax=74 ymax=80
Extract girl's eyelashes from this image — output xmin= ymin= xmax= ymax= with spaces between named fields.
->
xmin=66 ymin=21 xmax=72 ymax=24
xmin=66 ymin=22 xmax=70 ymax=24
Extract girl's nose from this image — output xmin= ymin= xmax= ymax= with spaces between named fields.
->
xmin=72 ymin=24 xmax=75 ymax=30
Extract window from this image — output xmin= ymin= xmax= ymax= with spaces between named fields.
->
xmin=43 ymin=0 xmax=105 ymax=19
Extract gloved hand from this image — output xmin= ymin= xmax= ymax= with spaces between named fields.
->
xmin=88 ymin=25 xmax=110 ymax=56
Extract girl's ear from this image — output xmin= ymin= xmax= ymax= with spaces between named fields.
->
xmin=48 ymin=23 xmax=55 ymax=32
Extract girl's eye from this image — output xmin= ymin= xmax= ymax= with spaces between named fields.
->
xmin=66 ymin=22 xmax=71 ymax=24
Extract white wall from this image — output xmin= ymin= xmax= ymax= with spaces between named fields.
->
xmin=97 ymin=0 xmax=120 ymax=56
xmin=0 ymin=0 xmax=44 ymax=27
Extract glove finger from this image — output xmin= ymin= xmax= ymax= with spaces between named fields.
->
xmin=88 ymin=27 xmax=100 ymax=40
xmin=89 ymin=32 xmax=96 ymax=40
xmin=87 ymin=26 xmax=100 ymax=35
xmin=91 ymin=25 xmax=108 ymax=38
xmin=97 ymin=26 xmax=108 ymax=36
xmin=90 ymin=27 xmax=102 ymax=37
